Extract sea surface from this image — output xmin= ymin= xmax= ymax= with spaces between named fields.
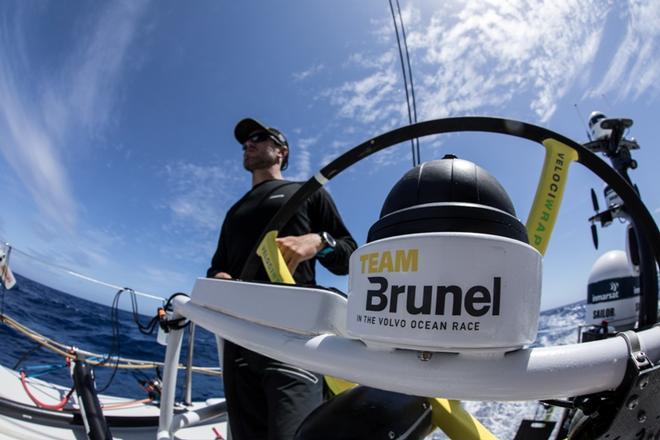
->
xmin=0 ymin=272 xmax=586 ymax=439
xmin=0 ymin=273 xmax=222 ymax=401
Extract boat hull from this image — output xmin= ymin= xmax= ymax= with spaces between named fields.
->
xmin=0 ymin=364 xmax=227 ymax=440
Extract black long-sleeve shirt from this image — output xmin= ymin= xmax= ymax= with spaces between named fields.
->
xmin=207 ymin=179 xmax=356 ymax=285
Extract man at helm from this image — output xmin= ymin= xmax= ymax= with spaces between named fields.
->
xmin=207 ymin=118 xmax=356 ymax=439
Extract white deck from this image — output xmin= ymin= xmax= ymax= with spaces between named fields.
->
xmin=0 ymin=364 xmax=227 ymax=440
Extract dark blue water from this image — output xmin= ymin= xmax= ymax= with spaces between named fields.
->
xmin=0 ymin=273 xmax=223 ymax=401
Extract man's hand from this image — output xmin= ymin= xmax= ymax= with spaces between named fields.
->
xmin=276 ymin=233 xmax=324 ymax=273
xmin=213 ymin=272 xmax=232 ymax=279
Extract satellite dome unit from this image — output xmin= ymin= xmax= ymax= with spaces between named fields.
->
xmin=585 ymin=250 xmax=639 ymax=331
xmin=346 ymin=156 xmax=542 ymax=353
xmin=588 ymin=111 xmax=611 ymax=141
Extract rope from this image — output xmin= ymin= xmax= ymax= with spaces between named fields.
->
xmin=13 ymin=343 xmax=43 ymax=370
xmin=21 ymin=367 xmax=153 ymax=411
xmin=20 ymin=370 xmax=75 ymax=411
xmin=1 ymin=313 xmax=221 ymax=376
xmin=0 ymin=240 xmax=164 ymax=302
xmin=394 ymin=0 xmax=420 ymax=163
xmin=21 ymin=364 xmax=67 ymax=378
xmin=96 ymin=290 xmax=190 ymax=393
xmin=101 ymin=397 xmax=154 ymax=410
xmin=388 ymin=0 xmax=417 ymax=167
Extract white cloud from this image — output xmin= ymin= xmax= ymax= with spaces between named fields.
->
xmin=347 ymin=52 xmax=395 ymax=69
xmin=0 ymin=68 xmax=77 ymax=229
xmin=67 ymin=2 xmax=148 ymax=134
xmin=156 ymin=160 xmax=249 ymax=269
xmin=292 ymin=63 xmax=325 ymax=81
xmin=286 ymin=136 xmax=316 ymax=181
xmin=162 ymin=161 xmax=244 ymax=232
xmin=321 ymin=0 xmax=629 ymax=142
xmin=138 ymin=266 xmax=190 ymax=293
xmin=324 ymin=68 xmax=400 ymax=125
xmin=321 ymin=139 xmax=351 ymax=168
xmin=370 ymin=144 xmax=409 ymax=169
xmin=591 ymin=1 xmax=660 ymax=101
xmin=0 ymin=2 xmax=149 ymax=230
xmin=414 ymin=1 xmax=606 ymax=122
xmin=24 ymin=214 xmax=131 ymax=272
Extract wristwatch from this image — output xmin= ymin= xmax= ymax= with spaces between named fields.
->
xmin=317 ymin=231 xmax=336 ymax=257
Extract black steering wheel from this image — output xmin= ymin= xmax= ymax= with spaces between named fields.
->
xmin=240 ymin=117 xmax=660 ymax=327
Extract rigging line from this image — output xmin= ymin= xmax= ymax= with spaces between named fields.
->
xmin=68 ymin=272 xmax=164 ymax=302
xmin=0 ymin=239 xmax=165 ymax=302
xmin=395 ymin=0 xmax=421 ymax=164
xmin=1 ymin=312 xmax=223 ymax=375
xmin=98 ymin=287 xmax=126 ymax=392
xmin=388 ymin=0 xmax=417 ymax=167
xmin=573 ymin=103 xmax=591 ymax=142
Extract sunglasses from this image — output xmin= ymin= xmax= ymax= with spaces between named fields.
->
xmin=244 ymin=131 xmax=272 ymax=145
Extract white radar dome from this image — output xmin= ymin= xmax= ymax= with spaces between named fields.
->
xmin=585 ymin=250 xmax=639 ymax=328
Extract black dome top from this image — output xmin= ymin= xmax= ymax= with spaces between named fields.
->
xmin=368 ymin=156 xmax=528 ymax=243
xmin=380 ymin=156 xmax=516 ymax=217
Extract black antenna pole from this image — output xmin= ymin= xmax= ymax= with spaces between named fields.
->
xmin=573 ymin=103 xmax=592 ymax=141
xmin=395 ymin=0 xmax=420 ymax=164
xmin=388 ymin=0 xmax=416 ymax=167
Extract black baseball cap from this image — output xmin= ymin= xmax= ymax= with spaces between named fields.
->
xmin=234 ymin=118 xmax=289 ymax=170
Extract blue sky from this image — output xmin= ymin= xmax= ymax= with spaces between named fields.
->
xmin=0 ymin=1 xmax=658 ymax=311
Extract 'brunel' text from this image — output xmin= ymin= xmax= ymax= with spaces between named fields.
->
xmin=365 ymin=276 xmax=501 ymax=317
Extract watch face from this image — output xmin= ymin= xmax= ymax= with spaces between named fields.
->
xmin=323 ymin=231 xmax=337 ymax=248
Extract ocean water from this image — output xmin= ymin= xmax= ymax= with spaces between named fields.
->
xmin=0 ymin=273 xmax=222 ymax=401
xmin=0 ymin=272 xmax=586 ymax=439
